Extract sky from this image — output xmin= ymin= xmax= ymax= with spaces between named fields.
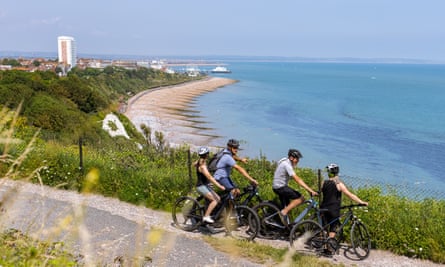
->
xmin=1 ymin=0 xmax=445 ymax=61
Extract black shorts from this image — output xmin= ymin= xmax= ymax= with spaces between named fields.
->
xmin=322 ymin=208 xmax=341 ymax=232
xmin=273 ymin=186 xmax=302 ymax=208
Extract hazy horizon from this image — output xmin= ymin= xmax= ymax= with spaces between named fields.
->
xmin=1 ymin=1 xmax=444 ymax=62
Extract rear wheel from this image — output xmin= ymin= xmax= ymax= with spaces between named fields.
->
xmin=225 ymin=205 xmax=260 ymax=241
xmin=253 ymin=201 xmax=284 ymax=239
xmin=351 ymin=221 xmax=371 ymax=259
xmin=290 ymin=220 xmax=324 ymax=251
xmin=172 ymin=196 xmax=204 ymax=231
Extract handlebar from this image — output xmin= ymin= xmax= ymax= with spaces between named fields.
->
xmin=340 ymin=203 xmax=367 ymax=209
xmin=243 ymin=184 xmax=258 ymax=193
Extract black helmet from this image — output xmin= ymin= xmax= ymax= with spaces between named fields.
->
xmin=227 ymin=139 xmax=240 ymax=148
xmin=198 ymin=146 xmax=210 ymax=156
xmin=288 ymin=149 xmax=303 ymax=159
xmin=326 ymin=163 xmax=339 ymax=175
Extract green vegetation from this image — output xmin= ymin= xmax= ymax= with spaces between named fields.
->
xmin=1 ymin=67 xmax=445 ymax=265
xmin=0 ymin=229 xmax=78 ymax=266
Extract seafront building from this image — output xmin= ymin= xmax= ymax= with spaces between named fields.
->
xmin=57 ymin=36 xmax=77 ymax=70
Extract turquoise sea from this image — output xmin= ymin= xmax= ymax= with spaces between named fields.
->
xmin=194 ymin=62 xmax=445 ymax=195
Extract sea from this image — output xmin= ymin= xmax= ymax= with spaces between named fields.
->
xmin=193 ymin=61 xmax=445 ymax=198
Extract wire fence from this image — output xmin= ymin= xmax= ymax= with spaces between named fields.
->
xmin=340 ymin=174 xmax=445 ymax=201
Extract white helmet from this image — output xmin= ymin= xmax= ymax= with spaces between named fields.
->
xmin=326 ymin=163 xmax=339 ymax=175
xmin=198 ymin=146 xmax=210 ymax=156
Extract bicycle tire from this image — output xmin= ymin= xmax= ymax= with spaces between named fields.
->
xmin=172 ymin=196 xmax=204 ymax=231
xmin=225 ymin=205 xmax=260 ymax=241
xmin=289 ymin=220 xmax=325 ymax=251
xmin=253 ymin=201 xmax=284 ymax=239
xmin=351 ymin=221 xmax=371 ymax=260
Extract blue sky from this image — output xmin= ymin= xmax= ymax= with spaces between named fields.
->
xmin=1 ymin=0 xmax=444 ymax=61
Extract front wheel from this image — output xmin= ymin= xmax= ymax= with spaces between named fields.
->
xmin=351 ymin=221 xmax=371 ymax=259
xmin=253 ymin=201 xmax=284 ymax=239
xmin=225 ymin=205 xmax=260 ymax=241
xmin=172 ymin=196 xmax=204 ymax=231
xmin=290 ymin=220 xmax=324 ymax=251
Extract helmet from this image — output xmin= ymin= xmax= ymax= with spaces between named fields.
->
xmin=198 ymin=146 xmax=210 ymax=156
xmin=288 ymin=149 xmax=303 ymax=159
xmin=227 ymin=139 xmax=240 ymax=148
xmin=326 ymin=163 xmax=339 ymax=175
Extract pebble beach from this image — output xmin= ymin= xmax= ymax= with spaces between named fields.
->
xmin=124 ymin=77 xmax=236 ymax=150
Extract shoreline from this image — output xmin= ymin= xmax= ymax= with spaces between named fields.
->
xmin=124 ymin=77 xmax=237 ymax=150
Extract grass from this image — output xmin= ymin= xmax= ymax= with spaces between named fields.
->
xmin=203 ymin=236 xmax=341 ymax=267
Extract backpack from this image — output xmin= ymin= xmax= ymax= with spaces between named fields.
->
xmin=207 ymin=149 xmax=230 ymax=174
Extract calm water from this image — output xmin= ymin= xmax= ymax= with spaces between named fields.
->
xmin=195 ymin=62 xmax=445 ymax=192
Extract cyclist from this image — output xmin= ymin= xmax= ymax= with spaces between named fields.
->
xmin=321 ymin=163 xmax=368 ymax=239
xmin=194 ymin=146 xmax=225 ymax=223
xmin=272 ymin=149 xmax=318 ymax=225
xmin=213 ymin=139 xmax=258 ymax=196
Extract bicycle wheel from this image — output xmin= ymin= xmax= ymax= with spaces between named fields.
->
xmin=290 ymin=220 xmax=324 ymax=251
xmin=253 ymin=201 xmax=283 ymax=239
xmin=225 ymin=205 xmax=260 ymax=241
xmin=351 ymin=221 xmax=371 ymax=260
xmin=172 ymin=196 xmax=204 ymax=231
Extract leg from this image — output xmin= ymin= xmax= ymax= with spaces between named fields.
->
xmin=204 ymin=191 xmax=220 ymax=217
xmin=281 ymin=196 xmax=304 ymax=216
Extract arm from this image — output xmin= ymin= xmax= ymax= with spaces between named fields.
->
xmin=199 ymin=165 xmax=225 ymax=191
xmin=292 ymin=174 xmax=318 ymax=196
xmin=233 ymin=164 xmax=258 ymax=185
xmin=233 ymin=155 xmax=248 ymax=164
xmin=338 ymin=183 xmax=368 ymax=205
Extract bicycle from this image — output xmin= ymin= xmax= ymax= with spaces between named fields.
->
xmin=290 ymin=203 xmax=371 ymax=260
xmin=172 ymin=189 xmax=261 ymax=241
xmin=253 ymin=194 xmax=320 ymax=240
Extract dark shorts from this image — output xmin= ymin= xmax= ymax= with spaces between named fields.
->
xmin=273 ymin=186 xmax=302 ymax=208
xmin=218 ymin=177 xmax=237 ymax=191
xmin=322 ymin=208 xmax=341 ymax=232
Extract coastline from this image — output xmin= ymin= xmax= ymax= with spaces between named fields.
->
xmin=124 ymin=77 xmax=236 ymax=150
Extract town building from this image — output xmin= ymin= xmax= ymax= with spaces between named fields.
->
xmin=57 ymin=36 xmax=77 ymax=70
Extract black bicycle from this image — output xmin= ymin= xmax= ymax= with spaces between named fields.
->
xmin=172 ymin=189 xmax=260 ymax=241
xmin=290 ymin=203 xmax=371 ymax=260
xmin=253 ymin=194 xmax=321 ymax=240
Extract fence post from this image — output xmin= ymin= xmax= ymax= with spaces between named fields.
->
xmin=187 ymin=149 xmax=193 ymax=192
xmin=317 ymin=168 xmax=321 ymax=202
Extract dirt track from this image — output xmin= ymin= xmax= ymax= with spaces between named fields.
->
xmin=0 ymin=179 xmax=442 ymax=267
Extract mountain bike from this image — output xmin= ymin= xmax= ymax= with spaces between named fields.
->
xmin=290 ymin=203 xmax=371 ymax=260
xmin=253 ymin=194 xmax=321 ymax=240
xmin=172 ymin=189 xmax=260 ymax=241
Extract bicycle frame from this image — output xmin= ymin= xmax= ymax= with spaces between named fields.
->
xmin=262 ymin=195 xmax=319 ymax=231
xmin=238 ymin=185 xmax=263 ymax=206
xmin=321 ymin=204 xmax=364 ymax=238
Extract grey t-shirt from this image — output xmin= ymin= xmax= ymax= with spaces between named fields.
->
xmin=272 ymin=157 xmax=295 ymax=189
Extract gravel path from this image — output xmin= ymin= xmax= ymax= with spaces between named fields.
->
xmin=0 ymin=179 xmax=443 ymax=267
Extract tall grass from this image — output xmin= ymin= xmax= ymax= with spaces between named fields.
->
xmin=1 ymin=106 xmax=79 ymax=265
